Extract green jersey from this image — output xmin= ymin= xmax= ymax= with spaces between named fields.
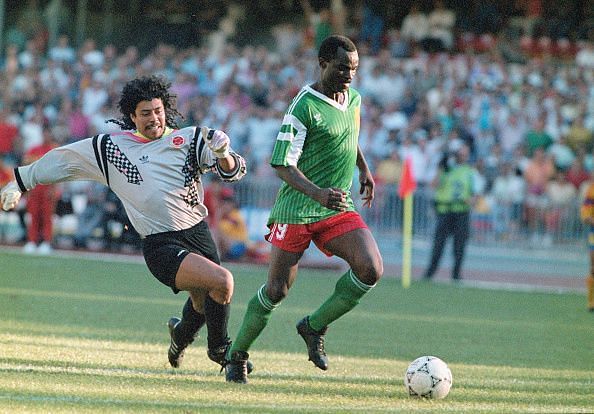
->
xmin=434 ymin=164 xmax=475 ymax=213
xmin=269 ymin=85 xmax=362 ymax=224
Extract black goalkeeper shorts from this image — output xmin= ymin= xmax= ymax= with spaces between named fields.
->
xmin=142 ymin=221 xmax=220 ymax=294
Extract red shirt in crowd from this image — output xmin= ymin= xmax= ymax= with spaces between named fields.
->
xmin=25 ymin=143 xmax=55 ymax=162
xmin=0 ymin=165 xmax=11 ymax=187
xmin=0 ymin=121 xmax=18 ymax=154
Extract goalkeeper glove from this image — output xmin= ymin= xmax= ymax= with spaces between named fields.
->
xmin=203 ymin=127 xmax=230 ymax=159
xmin=1 ymin=181 xmax=22 ymax=211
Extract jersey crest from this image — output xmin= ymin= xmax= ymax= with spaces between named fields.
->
xmin=171 ymin=135 xmax=185 ymax=147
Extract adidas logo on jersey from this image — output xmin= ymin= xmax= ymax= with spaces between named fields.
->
xmin=139 ymin=155 xmax=149 ymax=164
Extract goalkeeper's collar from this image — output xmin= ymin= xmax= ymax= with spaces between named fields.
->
xmin=132 ymin=127 xmax=174 ymax=141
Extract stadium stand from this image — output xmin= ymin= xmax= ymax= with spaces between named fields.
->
xmin=0 ymin=0 xmax=592 ymax=254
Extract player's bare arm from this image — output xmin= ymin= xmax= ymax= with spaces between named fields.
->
xmin=273 ymin=165 xmax=348 ymax=211
xmin=216 ymin=154 xmax=236 ymax=173
xmin=356 ymin=145 xmax=374 ymax=208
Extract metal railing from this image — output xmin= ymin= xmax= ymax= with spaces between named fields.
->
xmin=0 ymin=178 xmax=585 ymax=249
xmin=232 ymin=178 xmax=586 ymax=249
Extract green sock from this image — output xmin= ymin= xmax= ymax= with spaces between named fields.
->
xmin=229 ymin=284 xmax=279 ymax=354
xmin=309 ymin=269 xmax=375 ymax=332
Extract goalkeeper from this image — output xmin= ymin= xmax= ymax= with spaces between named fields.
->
xmin=0 ymin=75 xmax=249 ymax=372
xmin=224 ymin=35 xmax=384 ymax=383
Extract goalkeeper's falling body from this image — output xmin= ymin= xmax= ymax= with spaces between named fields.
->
xmin=1 ymin=75 xmax=253 ymax=373
xmin=223 ymin=35 xmax=384 ymax=384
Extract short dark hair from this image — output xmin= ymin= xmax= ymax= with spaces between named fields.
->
xmin=107 ymin=75 xmax=182 ymax=130
xmin=318 ymin=35 xmax=357 ymax=62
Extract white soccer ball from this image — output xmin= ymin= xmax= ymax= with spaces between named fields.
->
xmin=404 ymin=356 xmax=452 ymax=399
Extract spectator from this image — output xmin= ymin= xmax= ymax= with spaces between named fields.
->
xmin=19 ymin=107 xmax=45 ymax=154
xmin=39 ymin=58 xmax=70 ymax=95
xmin=61 ymin=99 xmax=90 ymax=142
xmin=524 ymin=116 xmax=554 ymax=157
xmin=565 ymin=156 xmax=590 ymax=190
xmin=3 ymin=44 xmax=20 ymax=79
xmin=359 ymin=0 xmax=385 ymax=55
xmin=22 ymin=128 xmax=57 ymax=254
xmin=576 ymin=41 xmax=594 ymax=68
xmin=272 ymin=23 xmax=303 ymax=61
xmin=400 ymin=3 xmax=429 ymax=52
xmin=490 ymin=162 xmax=526 ymax=240
xmin=426 ymin=0 xmax=456 ymax=51
xmin=48 ymin=34 xmax=76 ymax=64
xmin=387 ymin=28 xmax=411 ymax=58
xmin=516 ymin=0 xmax=544 ymax=37
xmin=0 ymin=155 xmax=12 ymax=187
xmin=79 ymin=38 xmax=104 ymax=69
xmin=399 ymin=131 xmax=430 ymax=187
xmin=4 ymin=21 xmax=27 ymax=53
xmin=375 ymin=149 xmax=402 ymax=187
xmin=548 ymin=135 xmax=575 ymax=171
xmin=523 ymin=147 xmax=556 ymax=243
xmin=300 ymin=0 xmax=333 ymax=51
xmin=0 ymin=108 xmax=20 ymax=164
xmin=18 ymin=39 xmax=42 ymax=70
xmin=543 ymin=170 xmax=576 ymax=245
xmin=81 ymin=78 xmax=109 ymax=116
xmin=566 ymin=113 xmax=593 ymax=154
xmin=216 ymin=190 xmax=250 ymax=261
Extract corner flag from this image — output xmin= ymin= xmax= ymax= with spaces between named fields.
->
xmin=399 ymin=157 xmax=416 ymax=288
xmin=398 ymin=157 xmax=417 ymax=198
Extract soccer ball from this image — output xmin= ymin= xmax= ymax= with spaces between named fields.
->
xmin=404 ymin=356 xmax=452 ymax=399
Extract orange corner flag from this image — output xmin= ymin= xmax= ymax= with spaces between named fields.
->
xmin=398 ymin=157 xmax=417 ymax=199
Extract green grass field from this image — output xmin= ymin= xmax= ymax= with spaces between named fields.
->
xmin=0 ymin=250 xmax=592 ymax=413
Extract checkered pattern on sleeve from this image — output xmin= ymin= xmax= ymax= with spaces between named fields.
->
xmin=181 ymin=130 xmax=201 ymax=207
xmin=105 ymin=137 xmax=143 ymax=185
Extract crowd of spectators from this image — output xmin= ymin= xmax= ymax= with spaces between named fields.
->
xmin=0 ymin=0 xmax=593 ymax=253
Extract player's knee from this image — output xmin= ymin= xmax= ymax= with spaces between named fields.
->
xmin=353 ymin=255 xmax=383 ymax=285
xmin=220 ymin=269 xmax=234 ymax=296
xmin=266 ymin=282 xmax=288 ymax=304
xmin=211 ymin=268 xmax=234 ymax=303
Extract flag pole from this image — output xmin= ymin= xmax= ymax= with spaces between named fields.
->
xmin=398 ymin=157 xmax=416 ymax=289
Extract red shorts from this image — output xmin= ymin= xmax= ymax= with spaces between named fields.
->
xmin=265 ymin=211 xmax=368 ymax=257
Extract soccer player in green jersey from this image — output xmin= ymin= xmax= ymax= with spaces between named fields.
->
xmin=224 ymin=35 xmax=384 ymax=383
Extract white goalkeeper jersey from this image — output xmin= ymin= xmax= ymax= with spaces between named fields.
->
xmin=14 ymin=126 xmax=246 ymax=237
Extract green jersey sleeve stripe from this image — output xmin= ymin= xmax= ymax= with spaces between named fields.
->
xmin=277 ymin=131 xmax=294 ymax=141
xmin=273 ymin=113 xmax=307 ymax=166
xmin=284 ymin=113 xmax=306 ymax=130
xmin=286 ymin=126 xmax=306 ymax=165
xmin=277 ymin=114 xmax=303 ymax=140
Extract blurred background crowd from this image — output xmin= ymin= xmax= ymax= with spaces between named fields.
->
xmin=0 ymin=0 xmax=593 ymax=257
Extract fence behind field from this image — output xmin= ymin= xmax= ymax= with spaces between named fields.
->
xmin=232 ymin=178 xmax=586 ymax=249
xmin=0 ymin=178 xmax=585 ymax=250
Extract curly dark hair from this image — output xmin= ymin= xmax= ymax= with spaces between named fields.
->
xmin=107 ymin=75 xmax=182 ymax=130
